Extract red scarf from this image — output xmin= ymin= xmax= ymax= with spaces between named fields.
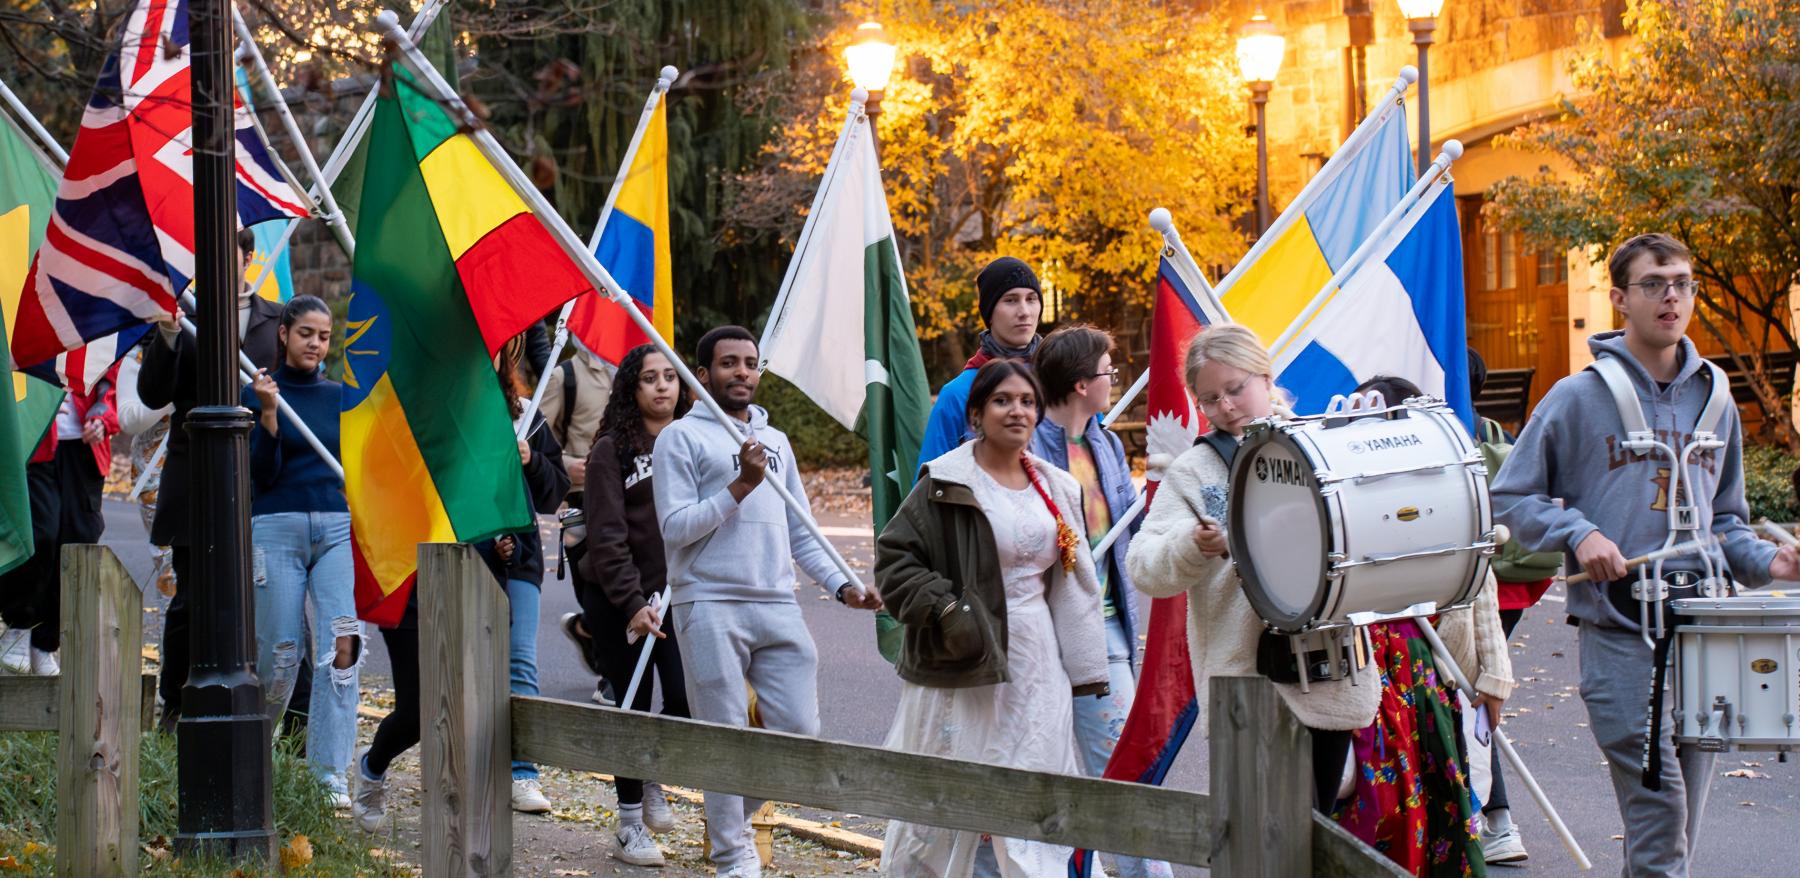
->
xmin=1020 ymin=453 xmax=1078 ymax=573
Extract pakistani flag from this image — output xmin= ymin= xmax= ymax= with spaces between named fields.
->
xmin=759 ymin=93 xmax=930 ymax=662
xmin=0 ymin=106 xmax=64 ymax=573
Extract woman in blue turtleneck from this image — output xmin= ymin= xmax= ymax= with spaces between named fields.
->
xmin=242 ymin=294 xmax=360 ymax=806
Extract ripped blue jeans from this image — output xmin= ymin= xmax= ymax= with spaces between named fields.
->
xmin=253 ymin=511 xmax=361 ymax=796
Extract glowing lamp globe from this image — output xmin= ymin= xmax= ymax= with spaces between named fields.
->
xmin=844 ymin=21 xmax=898 ymax=93
xmin=1396 ymin=0 xmax=1446 ymax=20
xmin=1235 ymin=14 xmax=1285 ymax=85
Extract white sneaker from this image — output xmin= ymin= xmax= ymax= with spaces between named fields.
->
xmin=330 ymin=790 xmax=352 ymax=811
xmin=611 ymin=822 xmax=666 ymax=867
xmin=718 ymin=865 xmax=760 ymax=878
xmin=642 ymin=782 xmax=676 ymax=833
xmin=511 ymin=778 xmax=551 ymax=814
xmin=591 ymin=679 xmax=616 ymax=707
xmin=1480 ymin=814 xmax=1528 ymax=865
xmin=0 ymin=628 xmax=29 ymax=674
xmin=28 ymin=647 xmax=59 ymax=676
xmin=351 ymin=749 xmax=387 ymax=833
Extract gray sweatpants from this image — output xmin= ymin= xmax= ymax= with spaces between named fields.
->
xmin=1578 ymin=622 xmax=1715 ymax=877
xmin=674 ymin=599 xmax=821 ymax=873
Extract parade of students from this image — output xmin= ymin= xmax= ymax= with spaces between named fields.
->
xmin=1492 ymin=233 xmax=1800 ymax=877
xmin=241 ymin=294 xmax=360 ymax=807
xmin=876 ymin=358 xmax=1108 ymax=877
xmin=652 ymin=325 xmax=884 ymax=878
xmin=574 ymin=343 xmax=692 ymax=866
xmin=1126 ymin=322 xmax=1381 ymax=811
xmin=919 ymin=257 xmax=1047 ymax=465
xmin=1027 ymin=325 xmax=1172 ymax=878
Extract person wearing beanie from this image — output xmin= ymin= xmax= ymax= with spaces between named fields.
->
xmin=917 ymin=256 xmax=1046 ymax=466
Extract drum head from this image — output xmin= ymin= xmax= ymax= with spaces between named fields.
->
xmin=1228 ymin=427 xmax=1330 ymax=631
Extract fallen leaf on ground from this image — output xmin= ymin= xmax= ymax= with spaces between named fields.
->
xmin=280 ymin=835 xmax=314 ymax=869
xmin=1723 ymin=769 xmax=1769 ymax=779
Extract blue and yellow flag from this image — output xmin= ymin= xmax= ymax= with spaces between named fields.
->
xmin=568 ymin=86 xmax=672 ymax=364
xmin=1216 ymin=105 xmax=1415 ymax=354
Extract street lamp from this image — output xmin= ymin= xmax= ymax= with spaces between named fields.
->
xmin=1236 ymin=12 xmax=1284 ymax=236
xmin=1397 ymin=0 xmax=1445 ymax=176
xmin=844 ymin=20 xmax=897 ymax=160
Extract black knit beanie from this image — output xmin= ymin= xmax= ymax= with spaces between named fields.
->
xmin=976 ymin=257 xmax=1041 ymax=326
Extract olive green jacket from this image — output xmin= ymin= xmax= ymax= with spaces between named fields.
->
xmin=875 ymin=442 xmax=1110 ymax=694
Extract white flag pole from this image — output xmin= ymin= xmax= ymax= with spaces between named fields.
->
xmin=0 ymin=75 xmax=69 ymax=165
xmin=1415 ymin=618 xmax=1592 ymax=870
xmin=231 ymin=5 xmax=353 ymax=256
xmin=1266 ymin=141 xmax=1462 ymax=367
xmin=374 ymin=12 xmax=871 ymax=599
xmin=1212 ymin=66 xmax=1418 ymax=298
xmin=517 ymin=65 xmax=679 ymax=440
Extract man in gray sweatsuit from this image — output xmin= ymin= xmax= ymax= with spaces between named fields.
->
xmin=1492 ymin=234 xmax=1800 ymax=877
xmin=653 ymin=326 xmax=882 ymax=878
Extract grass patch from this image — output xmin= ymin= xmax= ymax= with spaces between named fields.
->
xmin=0 ymin=729 xmax=409 ymax=876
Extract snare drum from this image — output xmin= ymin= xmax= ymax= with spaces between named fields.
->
xmin=1227 ymin=398 xmax=1496 ymax=633
xmin=1670 ymin=595 xmax=1800 ymax=752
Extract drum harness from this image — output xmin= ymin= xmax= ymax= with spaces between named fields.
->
xmin=1588 ymin=353 xmax=1734 ymax=789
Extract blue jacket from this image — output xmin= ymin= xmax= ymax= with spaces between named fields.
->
xmin=919 ymin=366 xmax=979 ymax=469
xmin=1030 ymin=414 xmax=1141 ymax=667
xmin=242 ymin=363 xmax=345 ymax=517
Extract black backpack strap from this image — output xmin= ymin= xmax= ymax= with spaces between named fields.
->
xmin=557 ymin=359 xmax=578 ymax=441
xmin=1195 ymin=429 xmax=1239 ymax=469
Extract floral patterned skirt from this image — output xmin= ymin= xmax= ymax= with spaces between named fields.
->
xmin=1332 ymin=619 xmax=1485 ymax=877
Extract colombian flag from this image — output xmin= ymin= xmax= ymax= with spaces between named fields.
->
xmin=1215 ymin=104 xmax=1415 ymax=381
xmin=342 ymin=64 xmax=593 ymax=625
xmin=567 ymin=87 xmax=672 ymax=365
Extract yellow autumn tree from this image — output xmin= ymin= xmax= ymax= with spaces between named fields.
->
xmin=728 ymin=0 xmax=1256 ymax=365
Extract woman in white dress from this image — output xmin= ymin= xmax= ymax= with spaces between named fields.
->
xmin=875 ymin=359 xmax=1110 ymax=878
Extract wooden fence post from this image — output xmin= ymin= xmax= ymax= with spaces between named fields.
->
xmin=56 ymin=544 xmax=142 ymax=878
xmin=1209 ymin=675 xmax=1312 ymax=877
xmin=418 ymin=543 xmax=512 ymax=877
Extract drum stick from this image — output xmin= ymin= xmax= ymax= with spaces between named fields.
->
xmin=1758 ymin=518 xmax=1800 ymax=548
xmin=1560 ymin=536 xmax=1719 ymax=586
xmin=1415 ymin=620 xmax=1593 ymax=871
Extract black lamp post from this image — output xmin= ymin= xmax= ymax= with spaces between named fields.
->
xmin=175 ymin=0 xmax=274 ymax=860
xmin=1398 ymin=0 xmax=1445 ymax=176
xmin=1236 ymin=12 xmax=1285 ymax=236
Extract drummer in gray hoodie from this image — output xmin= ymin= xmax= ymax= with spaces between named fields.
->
xmin=1491 ymin=233 xmax=1799 ymax=877
xmin=653 ymin=325 xmax=884 ymax=878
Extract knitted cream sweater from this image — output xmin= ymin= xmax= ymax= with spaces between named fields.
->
xmin=1127 ymin=443 xmax=1381 ymax=731
xmin=1434 ymin=569 xmax=1516 ymax=701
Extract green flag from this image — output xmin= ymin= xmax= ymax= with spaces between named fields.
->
xmin=0 ymin=109 xmax=63 ymax=573
xmin=758 ymin=103 xmax=931 ymax=663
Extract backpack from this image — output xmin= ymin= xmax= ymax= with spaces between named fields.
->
xmin=1477 ymin=417 xmax=1565 ymax=582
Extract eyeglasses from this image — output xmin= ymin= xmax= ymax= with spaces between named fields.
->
xmin=1089 ymin=367 xmax=1120 ymax=383
xmin=1625 ymin=278 xmax=1700 ymax=300
xmin=1195 ymin=375 xmax=1264 ymax=410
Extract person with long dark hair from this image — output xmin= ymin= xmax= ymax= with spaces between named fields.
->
xmin=559 ymin=344 xmax=693 ymax=865
xmin=243 ymin=294 xmax=359 ymax=805
xmin=876 ymin=359 xmax=1109 ymax=875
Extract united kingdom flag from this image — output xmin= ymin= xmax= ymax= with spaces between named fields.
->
xmin=11 ymin=0 xmax=309 ymax=390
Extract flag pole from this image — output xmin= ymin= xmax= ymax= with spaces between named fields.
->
xmin=1266 ymin=140 xmax=1462 ymax=368
xmin=231 ymin=5 xmax=353 ymax=256
xmin=757 ymin=89 xmax=866 ymax=364
xmin=1212 ymin=65 xmax=1417 ymax=298
xmin=516 ymin=64 xmax=679 ymax=440
xmin=236 ymin=0 xmax=448 ymax=299
xmin=1102 ymin=208 xmax=1229 ymax=428
xmin=373 ymin=12 xmax=872 ymax=599
xmin=0 ymin=75 xmax=69 ymax=165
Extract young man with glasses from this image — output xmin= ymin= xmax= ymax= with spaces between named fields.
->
xmin=1029 ymin=326 xmax=1172 ymax=878
xmin=1493 ymin=233 xmax=1800 ymax=875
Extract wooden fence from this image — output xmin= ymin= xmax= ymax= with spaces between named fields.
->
xmin=418 ymin=543 xmax=1407 ymax=877
xmin=0 ymin=545 xmax=151 ymax=878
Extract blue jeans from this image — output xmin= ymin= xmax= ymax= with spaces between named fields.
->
xmin=252 ymin=511 xmax=360 ymax=795
xmin=1070 ymin=615 xmax=1174 ymax=878
xmin=506 ymin=578 xmax=540 ymax=781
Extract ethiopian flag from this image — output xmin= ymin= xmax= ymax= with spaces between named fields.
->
xmin=343 ymin=64 xmax=593 ymax=625
xmin=0 ymin=108 xmax=66 ymax=573
xmin=758 ymin=97 xmax=929 ymax=662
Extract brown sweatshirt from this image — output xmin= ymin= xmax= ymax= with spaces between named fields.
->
xmin=579 ymin=433 xmax=664 ymax=618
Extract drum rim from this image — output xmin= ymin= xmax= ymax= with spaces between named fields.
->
xmin=1227 ymin=426 xmax=1332 ymax=632
xmin=1670 ymin=596 xmax=1800 ymax=615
